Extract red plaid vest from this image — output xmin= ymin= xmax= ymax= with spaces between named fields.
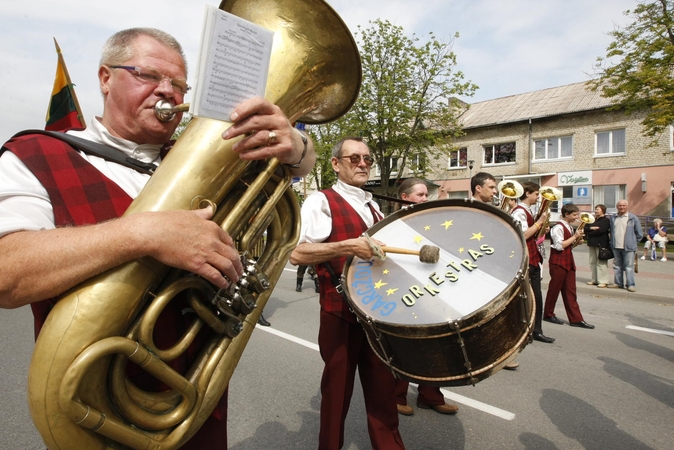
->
xmin=549 ymin=222 xmax=575 ymax=271
xmin=315 ymin=187 xmax=381 ymax=322
xmin=2 ymin=133 xmax=133 ymax=338
xmin=512 ymin=205 xmax=542 ymax=267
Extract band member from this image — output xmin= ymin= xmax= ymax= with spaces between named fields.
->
xmin=0 ymin=27 xmax=314 ymax=449
xmin=290 ymin=137 xmax=405 ymax=450
xmin=470 ymin=172 xmax=519 ymax=369
xmin=394 ymin=178 xmax=459 ymax=416
xmin=510 ymin=182 xmax=555 ymax=343
xmin=543 ymin=203 xmax=595 ymax=329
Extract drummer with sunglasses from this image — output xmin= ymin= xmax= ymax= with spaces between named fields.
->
xmin=290 ymin=137 xmax=406 ymax=450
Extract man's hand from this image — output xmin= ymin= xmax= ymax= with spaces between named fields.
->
xmin=221 ymin=97 xmax=315 ymax=176
xmin=135 ymin=206 xmax=243 ymax=289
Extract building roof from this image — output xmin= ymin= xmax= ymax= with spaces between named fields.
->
xmin=459 ymin=81 xmax=616 ymax=129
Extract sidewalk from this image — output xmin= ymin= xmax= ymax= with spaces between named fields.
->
xmin=540 ymin=243 xmax=674 ymax=304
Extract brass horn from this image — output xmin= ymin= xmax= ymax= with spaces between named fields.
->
xmin=27 ymin=1 xmax=361 ymax=449
xmin=497 ymin=179 xmax=523 ymax=212
xmin=534 ymin=186 xmax=562 ymax=239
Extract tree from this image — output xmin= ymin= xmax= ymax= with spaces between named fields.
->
xmin=590 ymin=0 xmax=674 ymax=138
xmin=310 ymin=19 xmax=477 ymax=212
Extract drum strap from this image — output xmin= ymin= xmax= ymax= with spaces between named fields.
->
xmin=323 ymin=263 xmax=346 ymax=297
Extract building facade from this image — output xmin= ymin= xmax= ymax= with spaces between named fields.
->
xmin=428 ymin=81 xmax=674 ymax=218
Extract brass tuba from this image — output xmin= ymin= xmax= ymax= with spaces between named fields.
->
xmin=534 ymin=186 xmax=562 ymax=239
xmin=496 ymin=179 xmax=523 ymax=212
xmin=27 ymin=1 xmax=361 ymax=449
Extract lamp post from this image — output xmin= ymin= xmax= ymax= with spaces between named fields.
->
xmin=468 ymin=159 xmax=474 ymax=178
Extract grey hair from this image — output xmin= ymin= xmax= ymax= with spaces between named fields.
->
xmin=331 ymin=136 xmax=365 ymax=158
xmin=100 ymin=28 xmax=187 ymax=75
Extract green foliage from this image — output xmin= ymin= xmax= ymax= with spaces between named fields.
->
xmin=309 ymin=19 xmax=477 ymax=205
xmin=590 ymin=0 xmax=674 ymax=137
xmin=171 ymin=113 xmax=192 ymax=140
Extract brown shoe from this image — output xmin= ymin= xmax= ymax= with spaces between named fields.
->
xmin=417 ymin=400 xmax=459 ymax=415
xmin=397 ymin=403 xmax=414 ymax=416
xmin=504 ymin=361 xmax=519 ymax=370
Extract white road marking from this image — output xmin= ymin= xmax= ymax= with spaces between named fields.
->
xmin=626 ymin=325 xmax=674 ymax=337
xmin=256 ymin=324 xmax=516 ymax=420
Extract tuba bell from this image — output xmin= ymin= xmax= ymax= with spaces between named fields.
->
xmin=27 ymin=1 xmax=361 ymax=449
xmin=533 ymin=186 xmax=562 ymax=239
xmin=496 ymin=179 xmax=523 ymax=212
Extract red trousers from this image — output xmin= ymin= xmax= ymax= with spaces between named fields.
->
xmin=394 ymin=379 xmax=444 ymax=406
xmin=544 ymin=263 xmax=584 ymax=323
xmin=318 ymin=310 xmax=405 ymax=450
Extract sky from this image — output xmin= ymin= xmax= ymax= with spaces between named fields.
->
xmin=0 ymin=0 xmax=638 ymax=144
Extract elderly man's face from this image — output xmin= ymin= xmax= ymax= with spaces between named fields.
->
xmin=617 ymin=200 xmax=628 ymax=215
xmin=99 ymin=35 xmax=187 ymax=145
xmin=332 ymin=140 xmax=372 ymax=188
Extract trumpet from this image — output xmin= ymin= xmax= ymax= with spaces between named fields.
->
xmin=572 ymin=212 xmax=595 ymax=247
xmin=534 ymin=186 xmax=562 ymax=239
xmin=497 ymin=179 xmax=523 ymax=212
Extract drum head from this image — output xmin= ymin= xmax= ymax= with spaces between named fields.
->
xmin=343 ymin=199 xmax=526 ymax=328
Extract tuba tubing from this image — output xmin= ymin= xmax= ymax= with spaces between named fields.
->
xmin=27 ymin=1 xmax=361 ymax=449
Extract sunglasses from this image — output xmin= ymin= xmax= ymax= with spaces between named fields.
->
xmin=338 ymin=154 xmax=375 ymax=166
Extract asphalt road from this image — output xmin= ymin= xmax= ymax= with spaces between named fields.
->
xmin=1 ymin=264 xmax=673 ymax=450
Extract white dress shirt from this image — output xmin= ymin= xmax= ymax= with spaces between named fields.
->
xmin=0 ymin=117 xmax=162 ymax=238
xmin=550 ymin=220 xmax=573 ymax=251
xmin=298 ymin=179 xmax=382 ymax=244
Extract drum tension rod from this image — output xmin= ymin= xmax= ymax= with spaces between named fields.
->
xmin=449 ymin=320 xmax=477 ymax=387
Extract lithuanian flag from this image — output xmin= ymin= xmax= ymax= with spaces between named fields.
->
xmin=45 ymin=38 xmax=85 ymax=131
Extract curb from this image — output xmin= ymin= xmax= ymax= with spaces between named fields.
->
xmin=541 ymin=281 xmax=673 ymax=305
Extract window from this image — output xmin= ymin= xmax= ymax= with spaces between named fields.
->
xmin=533 ymin=136 xmax=573 ymax=160
xmin=375 ymin=155 xmax=420 ymax=177
xmin=670 ymin=125 xmax=674 ymax=151
xmin=593 ymin=185 xmax=626 ymax=214
xmin=483 ymin=142 xmax=516 ymax=165
xmin=595 ymin=129 xmax=625 ymax=155
xmin=448 ymin=148 xmax=467 ymax=168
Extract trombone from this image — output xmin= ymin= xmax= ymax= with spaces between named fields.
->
xmin=496 ymin=180 xmax=524 ymax=212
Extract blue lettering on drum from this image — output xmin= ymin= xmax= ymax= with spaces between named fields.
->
xmin=351 ymin=260 xmax=396 ymax=316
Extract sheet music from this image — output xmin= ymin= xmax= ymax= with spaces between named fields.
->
xmin=191 ymin=5 xmax=273 ymax=121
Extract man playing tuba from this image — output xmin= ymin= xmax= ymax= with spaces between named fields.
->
xmin=0 ymin=27 xmax=314 ymax=449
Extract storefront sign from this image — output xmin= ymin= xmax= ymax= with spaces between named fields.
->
xmin=558 ymin=171 xmax=592 ymax=186
xmin=572 ymin=185 xmax=591 ymax=204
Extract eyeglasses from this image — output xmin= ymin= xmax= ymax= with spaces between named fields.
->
xmin=338 ymin=154 xmax=375 ymax=166
xmin=109 ymin=65 xmax=191 ymax=95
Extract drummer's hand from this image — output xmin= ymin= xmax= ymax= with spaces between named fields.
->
xmin=350 ymin=237 xmax=385 ymax=260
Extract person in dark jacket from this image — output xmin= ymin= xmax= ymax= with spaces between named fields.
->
xmin=584 ymin=204 xmax=611 ymax=288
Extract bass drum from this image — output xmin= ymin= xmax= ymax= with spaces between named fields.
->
xmin=342 ymin=199 xmax=534 ymax=386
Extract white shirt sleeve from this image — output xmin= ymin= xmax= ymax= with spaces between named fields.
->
xmin=298 ymin=191 xmax=332 ymax=244
xmin=511 ymin=207 xmax=529 ymax=233
xmin=0 ymin=151 xmax=55 ymax=238
xmin=550 ymin=223 xmax=567 ymax=251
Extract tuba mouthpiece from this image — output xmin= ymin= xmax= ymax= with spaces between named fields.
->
xmin=154 ymin=100 xmax=190 ymax=122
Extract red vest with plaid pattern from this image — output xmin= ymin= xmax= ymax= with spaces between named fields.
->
xmin=512 ymin=205 xmax=542 ymax=267
xmin=549 ymin=223 xmax=575 ymax=271
xmin=2 ymin=133 xmax=133 ymax=338
xmin=315 ymin=187 xmax=381 ymax=322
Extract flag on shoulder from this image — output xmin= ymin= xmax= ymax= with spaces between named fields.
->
xmin=45 ymin=38 xmax=85 ymax=131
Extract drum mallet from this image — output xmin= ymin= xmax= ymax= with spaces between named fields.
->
xmin=380 ymin=244 xmax=440 ymax=264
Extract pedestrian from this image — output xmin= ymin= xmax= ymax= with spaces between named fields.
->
xmin=584 ymin=204 xmax=611 ymax=287
xmin=608 ymin=200 xmax=644 ymax=292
